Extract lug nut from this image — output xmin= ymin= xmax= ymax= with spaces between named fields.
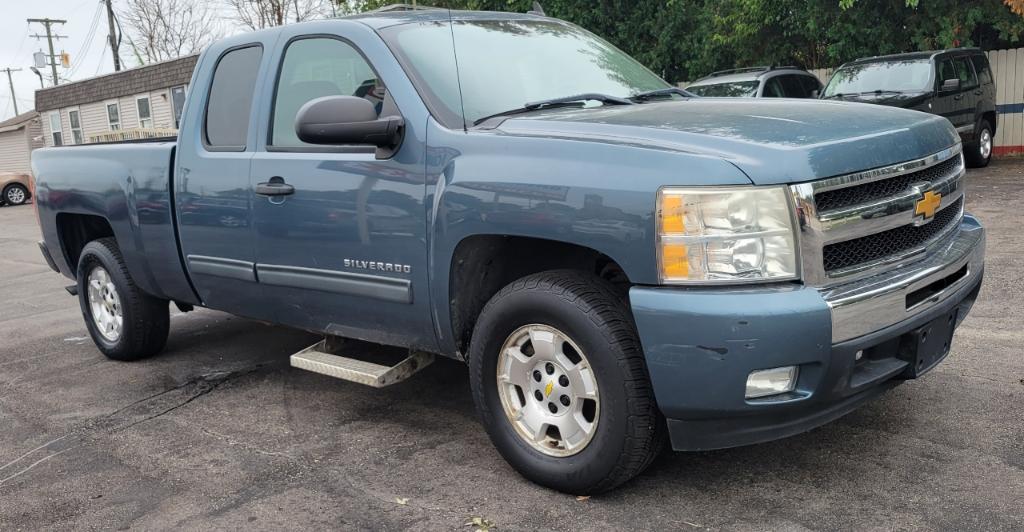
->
xmin=548 ymin=402 xmax=558 ymax=413
xmin=545 ymin=363 xmax=555 ymax=375
xmin=559 ymin=395 xmax=570 ymax=406
xmin=558 ymin=375 xmax=569 ymax=387
xmin=534 ymin=390 xmax=543 ymax=401
xmin=533 ymin=370 xmax=542 ymax=382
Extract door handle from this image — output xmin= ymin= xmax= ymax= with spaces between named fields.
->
xmin=256 ymin=176 xmax=295 ymax=197
xmin=953 ymin=94 xmax=963 ymax=101
xmin=974 ymin=90 xmax=983 ymax=95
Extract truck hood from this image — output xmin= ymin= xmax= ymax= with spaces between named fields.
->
xmin=493 ymin=99 xmax=958 ymax=185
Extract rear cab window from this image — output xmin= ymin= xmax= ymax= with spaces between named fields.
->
xmin=204 ymin=45 xmax=263 ymax=150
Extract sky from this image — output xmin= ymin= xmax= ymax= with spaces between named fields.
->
xmin=0 ymin=0 xmax=252 ymax=122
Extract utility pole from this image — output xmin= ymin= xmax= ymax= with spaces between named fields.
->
xmin=1 ymin=68 xmax=22 ymax=115
xmin=104 ymin=0 xmax=121 ymax=72
xmin=27 ymin=18 xmax=67 ymax=85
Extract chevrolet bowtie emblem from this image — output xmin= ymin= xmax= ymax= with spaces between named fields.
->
xmin=915 ymin=190 xmax=942 ymax=220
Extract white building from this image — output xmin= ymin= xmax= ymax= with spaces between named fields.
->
xmin=0 ymin=111 xmax=44 ymax=176
xmin=36 ymin=55 xmax=197 ymax=146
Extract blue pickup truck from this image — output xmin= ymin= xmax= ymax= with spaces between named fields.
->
xmin=31 ymin=8 xmax=985 ymax=494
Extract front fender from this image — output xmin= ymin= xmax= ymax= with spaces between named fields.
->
xmin=424 ymin=120 xmax=752 ymax=354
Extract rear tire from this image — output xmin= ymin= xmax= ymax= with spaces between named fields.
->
xmin=77 ymin=238 xmax=169 ymax=361
xmin=468 ymin=270 xmax=665 ymax=494
xmin=3 ymin=183 xmax=29 ymax=206
xmin=965 ymin=119 xmax=992 ymax=168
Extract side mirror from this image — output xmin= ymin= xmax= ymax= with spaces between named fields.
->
xmin=295 ymin=95 xmax=404 ymax=158
xmin=810 ymin=89 xmax=820 ymax=98
xmin=940 ymin=78 xmax=960 ymax=92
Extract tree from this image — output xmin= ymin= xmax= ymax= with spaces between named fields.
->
xmin=226 ymin=0 xmax=335 ymax=30
xmin=119 ymin=0 xmax=222 ymax=64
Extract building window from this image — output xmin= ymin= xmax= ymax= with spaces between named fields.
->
xmin=68 ymin=109 xmax=83 ymax=144
xmin=106 ymin=101 xmax=121 ymax=130
xmin=48 ymin=112 xmax=63 ymax=146
xmin=136 ymin=95 xmax=153 ymax=129
xmin=171 ymin=85 xmax=186 ymax=128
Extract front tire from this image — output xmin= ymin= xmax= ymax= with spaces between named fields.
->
xmin=3 ymin=183 xmax=29 ymax=206
xmin=77 ymin=238 xmax=169 ymax=361
xmin=966 ymin=119 xmax=993 ymax=168
xmin=468 ymin=270 xmax=665 ymax=494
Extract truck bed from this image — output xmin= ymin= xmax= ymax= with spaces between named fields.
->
xmin=32 ymin=142 xmax=198 ymax=305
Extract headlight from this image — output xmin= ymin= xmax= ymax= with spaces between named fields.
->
xmin=657 ymin=186 xmax=799 ymax=283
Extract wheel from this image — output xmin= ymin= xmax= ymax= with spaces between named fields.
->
xmin=468 ymin=270 xmax=665 ymax=494
xmin=76 ymin=238 xmax=170 ymax=361
xmin=3 ymin=183 xmax=29 ymax=206
xmin=965 ymin=119 xmax=992 ymax=168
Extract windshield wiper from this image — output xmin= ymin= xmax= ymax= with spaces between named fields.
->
xmin=473 ymin=93 xmax=634 ymax=126
xmin=824 ymin=89 xmax=905 ymax=100
xmin=631 ymin=87 xmax=697 ymax=101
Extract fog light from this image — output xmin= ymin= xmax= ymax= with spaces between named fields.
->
xmin=745 ymin=366 xmax=798 ymax=399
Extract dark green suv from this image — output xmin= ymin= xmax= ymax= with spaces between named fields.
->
xmin=823 ymin=48 xmax=996 ymax=167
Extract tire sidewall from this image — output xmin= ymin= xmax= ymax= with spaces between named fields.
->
xmin=469 ymin=285 xmax=638 ymax=491
xmin=77 ymin=242 xmax=134 ymax=357
xmin=4 ymin=184 xmax=28 ymax=206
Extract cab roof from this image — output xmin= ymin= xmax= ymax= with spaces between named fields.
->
xmin=848 ymin=47 xmax=984 ymax=65
xmin=343 ymin=6 xmax=548 ymax=29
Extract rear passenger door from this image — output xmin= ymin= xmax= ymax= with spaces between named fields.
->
xmin=175 ymin=43 xmax=271 ymax=319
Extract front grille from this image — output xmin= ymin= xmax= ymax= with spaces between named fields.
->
xmin=823 ymin=197 xmax=963 ymax=273
xmin=815 ymin=156 xmax=961 ymax=212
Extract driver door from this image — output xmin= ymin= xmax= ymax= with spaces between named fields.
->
xmin=249 ymin=32 xmax=435 ymax=351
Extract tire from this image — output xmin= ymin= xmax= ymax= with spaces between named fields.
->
xmin=3 ymin=183 xmax=29 ymax=206
xmin=468 ymin=270 xmax=665 ymax=494
xmin=76 ymin=238 xmax=170 ymax=361
xmin=965 ymin=119 xmax=993 ymax=168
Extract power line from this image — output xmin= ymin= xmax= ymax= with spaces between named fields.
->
xmin=69 ymin=2 xmax=105 ymax=77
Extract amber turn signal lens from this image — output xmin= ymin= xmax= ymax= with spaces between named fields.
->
xmin=659 ymin=194 xmax=685 ymax=234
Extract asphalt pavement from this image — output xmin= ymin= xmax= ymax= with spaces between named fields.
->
xmin=1 ymin=160 xmax=1022 ymax=530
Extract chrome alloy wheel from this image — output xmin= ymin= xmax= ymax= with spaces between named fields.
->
xmin=6 ymin=186 xmax=25 ymax=204
xmin=87 ymin=266 xmax=123 ymax=342
xmin=496 ymin=324 xmax=600 ymax=457
xmin=980 ymin=128 xmax=992 ymax=160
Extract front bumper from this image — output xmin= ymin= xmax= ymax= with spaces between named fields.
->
xmin=630 ymin=215 xmax=985 ymax=452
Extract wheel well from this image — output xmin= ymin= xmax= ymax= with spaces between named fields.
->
xmin=448 ymin=235 xmax=630 ymax=355
xmin=56 ymin=213 xmax=114 ymax=276
xmin=981 ymin=111 xmax=996 ymax=134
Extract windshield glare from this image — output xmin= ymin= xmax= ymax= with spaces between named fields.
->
xmin=686 ymin=81 xmax=759 ymax=97
xmin=824 ymin=60 xmax=933 ymax=96
xmin=383 ymin=19 xmax=670 ymax=125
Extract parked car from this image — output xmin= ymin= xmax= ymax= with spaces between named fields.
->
xmin=822 ymin=48 xmax=996 ymax=167
xmin=0 ymin=173 xmax=31 ymax=206
xmin=32 ymin=8 xmax=984 ymax=494
xmin=685 ymin=66 xmax=823 ymax=98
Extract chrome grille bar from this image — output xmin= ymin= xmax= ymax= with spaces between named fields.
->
xmin=791 ymin=144 xmax=965 ymax=287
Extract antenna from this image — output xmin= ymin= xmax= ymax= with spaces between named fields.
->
xmin=528 ymin=2 xmax=546 ymax=16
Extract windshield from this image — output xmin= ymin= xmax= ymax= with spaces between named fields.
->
xmin=685 ymin=81 xmax=759 ymax=97
xmin=823 ymin=60 xmax=933 ymax=97
xmin=381 ymin=19 xmax=670 ymax=126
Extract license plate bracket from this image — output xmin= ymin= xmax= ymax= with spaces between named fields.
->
xmin=897 ymin=308 xmax=959 ymax=379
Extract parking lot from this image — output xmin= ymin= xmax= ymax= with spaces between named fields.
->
xmin=0 ymin=160 xmax=1021 ymax=530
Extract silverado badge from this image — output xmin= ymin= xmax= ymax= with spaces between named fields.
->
xmin=915 ymin=190 xmax=942 ymax=220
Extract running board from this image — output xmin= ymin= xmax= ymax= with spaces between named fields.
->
xmin=290 ymin=338 xmax=434 ymax=388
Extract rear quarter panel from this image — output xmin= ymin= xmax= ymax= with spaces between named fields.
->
xmin=31 ymin=143 xmax=198 ymax=304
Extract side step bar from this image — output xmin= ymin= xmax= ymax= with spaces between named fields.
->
xmin=290 ymin=337 xmax=434 ymax=388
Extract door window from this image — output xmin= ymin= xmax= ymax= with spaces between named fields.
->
xmin=762 ymin=77 xmax=785 ymax=97
xmin=68 ymin=109 xmax=83 ymax=144
xmin=48 ymin=112 xmax=63 ymax=146
xmin=937 ymin=59 xmax=958 ymax=88
xmin=953 ymin=57 xmax=978 ymax=89
xmin=106 ymin=102 xmax=121 ymax=130
xmin=171 ymin=85 xmax=187 ymax=128
xmin=136 ymin=95 xmax=153 ymax=129
xmin=205 ymin=45 xmax=263 ymax=149
xmin=270 ymin=37 xmax=388 ymax=148
xmin=971 ymin=55 xmax=992 ymax=85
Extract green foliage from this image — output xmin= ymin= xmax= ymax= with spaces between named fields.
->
xmin=340 ymin=0 xmax=1024 ymax=82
